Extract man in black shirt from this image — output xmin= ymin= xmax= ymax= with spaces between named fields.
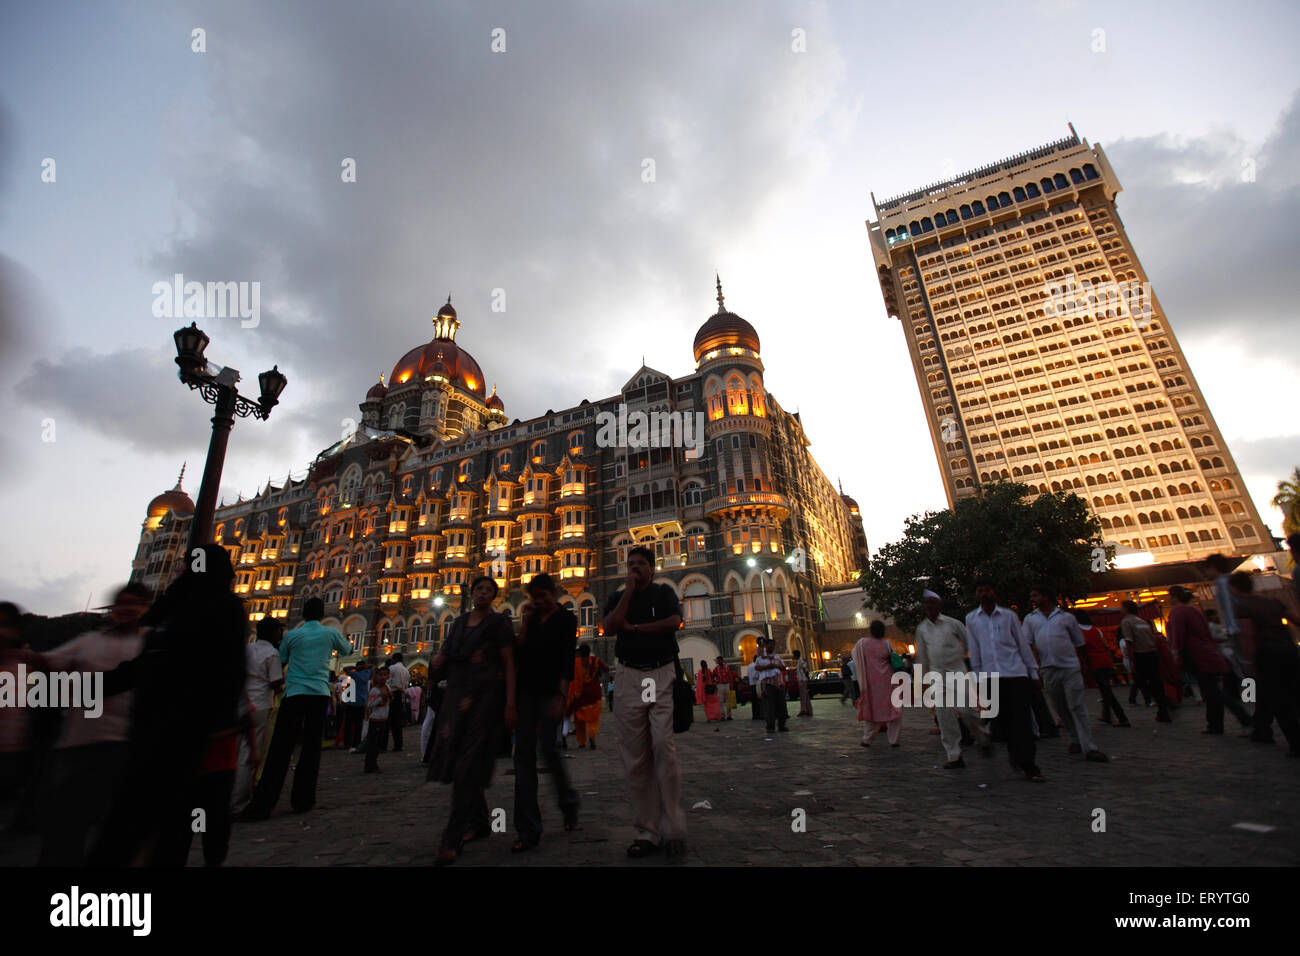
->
xmin=512 ymin=574 xmax=580 ymax=851
xmin=602 ymin=546 xmax=686 ymax=858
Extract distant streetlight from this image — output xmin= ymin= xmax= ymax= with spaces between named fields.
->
xmin=174 ymin=322 xmax=287 ymax=553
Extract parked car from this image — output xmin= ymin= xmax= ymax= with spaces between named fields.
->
xmin=804 ymin=668 xmax=845 ymax=699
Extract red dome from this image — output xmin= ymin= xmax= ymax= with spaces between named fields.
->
xmin=365 ymin=379 xmax=388 ymax=400
xmin=389 ymin=340 xmax=486 ymax=398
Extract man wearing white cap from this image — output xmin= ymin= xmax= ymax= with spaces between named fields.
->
xmin=915 ymin=590 xmax=990 ymax=768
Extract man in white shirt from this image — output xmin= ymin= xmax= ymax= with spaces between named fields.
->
xmin=1022 ymin=586 xmax=1108 ymax=763
xmin=385 ymin=652 xmax=410 ymax=752
xmin=916 ymin=590 xmax=989 ymax=768
xmin=748 ymin=658 xmax=763 ymax=721
xmin=753 ymin=640 xmax=788 ymax=732
xmin=231 ymin=617 xmax=284 ymax=814
xmin=965 ymin=579 xmax=1044 ymax=782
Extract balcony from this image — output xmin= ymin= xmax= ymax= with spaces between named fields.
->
xmin=655 ymin=553 xmax=689 ymax=571
xmin=702 ymin=492 xmax=791 ymax=519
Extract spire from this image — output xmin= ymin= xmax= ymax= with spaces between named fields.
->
xmin=838 ymin=476 xmax=844 ymax=495
xmin=716 ymin=273 xmax=726 ymax=314
xmin=173 ymin=462 xmax=187 ymax=492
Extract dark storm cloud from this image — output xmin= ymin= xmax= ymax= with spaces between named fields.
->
xmin=1104 ymin=91 xmax=1300 ymax=346
xmin=13 ymin=345 xmax=330 ymax=462
xmin=146 ymin=0 xmax=847 ymax=427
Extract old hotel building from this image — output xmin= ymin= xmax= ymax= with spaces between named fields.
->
xmin=132 ymin=286 xmax=868 ymax=671
xmin=867 ymin=126 xmax=1266 ymax=566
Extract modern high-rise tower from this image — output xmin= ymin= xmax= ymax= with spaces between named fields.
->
xmin=867 ymin=126 xmax=1266 ymax=564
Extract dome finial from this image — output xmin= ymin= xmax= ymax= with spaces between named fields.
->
xmin=174 ymin=462 xmax=186 ymax=491
xmin=716 ymin=273 xmax=725 ymax=314
xmin=433 ymin=295 xmax=460 ymax=341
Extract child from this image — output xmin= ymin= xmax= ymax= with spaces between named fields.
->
xmin=364 ymin=666 xmax=391 ymax=774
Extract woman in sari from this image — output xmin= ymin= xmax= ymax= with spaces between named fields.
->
xmin=427 ymin=576 xmax=516 ymax=866
xmin=852 ymin=620 xmax=902 ymax=747
xmin=568 ymin=645 xmax=608 ymax=749
xmin=696 ymin=661 xmax=720 ymax=723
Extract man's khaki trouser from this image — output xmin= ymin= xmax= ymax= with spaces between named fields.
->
xmin=614 ymin=663 xmax=686 ymax=844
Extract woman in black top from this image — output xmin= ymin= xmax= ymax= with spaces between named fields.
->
xmin=427 ymin=576 xmax=517 ymax=865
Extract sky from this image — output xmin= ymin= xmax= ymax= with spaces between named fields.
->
xmin=1 ymin=0 xmax=1298 ymax=615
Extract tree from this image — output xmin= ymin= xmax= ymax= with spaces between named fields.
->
xmin=859 ymin=482 xmax=1106 ymax=633
xmin=1271 ymin=467 xmax=1300 ymax=537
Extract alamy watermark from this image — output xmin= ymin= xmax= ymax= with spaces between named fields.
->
xmin=595 ymin=404 xmax=706 ymax=456
xmin=1044 ymin=277 xmax=1153 ymax=329
xmin=151 ymin=273 xmax=261 ymax=328
xmin=889 ymin=666 xmax=1000 ymax=718
xmin=50 ymin=886 xmax=150 ymax=936
xmin=0 ymin=665 xmax=103 ymax=718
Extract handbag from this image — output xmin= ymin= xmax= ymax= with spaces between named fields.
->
xmin=672 ymin=654 xmax=694 ymax=733
xmin=889 ymin=651 xmax=909 ymax=673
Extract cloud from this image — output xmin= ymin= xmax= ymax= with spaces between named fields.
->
xmin=0 ymin=570 xmax=89 ymax=619
xmin=140 ymin=1 xmax=851 ymax=428
xmin=1103 ymin=90 xmax=1300 ymax=347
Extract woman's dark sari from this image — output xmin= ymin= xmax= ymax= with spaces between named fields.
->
xmin=426 ymin=610 xmax=514 ymax=788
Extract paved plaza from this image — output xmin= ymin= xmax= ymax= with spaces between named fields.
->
xmin=2 ymin=694 xmax=1297 ymax=867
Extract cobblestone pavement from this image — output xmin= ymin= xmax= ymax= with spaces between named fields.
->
xmin=3 ymin=693 xmax=1297 ymax=867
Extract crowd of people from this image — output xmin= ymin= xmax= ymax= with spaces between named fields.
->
xmin=1 ymin=540 xmax=1296 ymax=866
xmin=839 ymin=555 xmax=1300 ymax=780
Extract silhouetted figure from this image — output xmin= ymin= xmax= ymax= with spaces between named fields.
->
xmin=89 ymin=544 xmax=246 ymax=866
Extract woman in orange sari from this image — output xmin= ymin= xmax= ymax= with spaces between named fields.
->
xmin=568 ymin=646 xmax=608 ymax=750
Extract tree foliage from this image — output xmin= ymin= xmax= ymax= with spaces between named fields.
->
xmin=1271 ymin=467 xmax=1300 ymax=537
xmin=859 ymin=482 xmax=1106 ymax=633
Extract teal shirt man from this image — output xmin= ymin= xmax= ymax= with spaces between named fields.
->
xmin=280 ymin=620 xmax=351 ymax=697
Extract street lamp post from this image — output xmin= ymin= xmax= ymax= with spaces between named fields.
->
xmin=746 ymin=557 xmax=775 ymax=645
xmin=173 ymin=322 xmax=287 ymax=555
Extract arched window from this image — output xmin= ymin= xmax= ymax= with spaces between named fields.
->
xmin=1014 ymin=185 xmax=1027 ymax=202
xmin=725 ymin=374 xmax=749 ymax=416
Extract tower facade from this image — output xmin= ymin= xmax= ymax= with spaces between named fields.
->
xmin=867 ymin=128 xmax=1266 ymax=563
